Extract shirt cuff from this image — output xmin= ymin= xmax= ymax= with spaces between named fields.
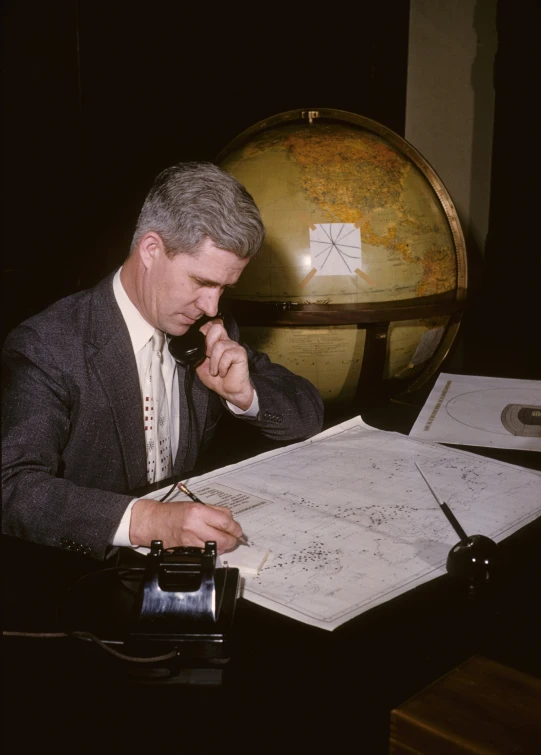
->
xmin=112 ymin=498 xmax=140 ymax=547
xmin=226 ymin=388 xmax=259 ymax=417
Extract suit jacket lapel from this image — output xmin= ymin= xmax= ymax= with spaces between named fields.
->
xmin=87 ymin=273 xmax=148 ymax=491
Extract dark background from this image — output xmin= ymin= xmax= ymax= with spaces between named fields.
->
xmin=1 ymin=0 xmax=539 ymax=368
xmin=2 ymin=4 xmax=540 ymax=750
xmin=3 ymin=1 xmax=411 ymax=334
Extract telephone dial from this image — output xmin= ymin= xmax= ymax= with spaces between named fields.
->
xmin=167 ymin=312 xmax=223 ymax=367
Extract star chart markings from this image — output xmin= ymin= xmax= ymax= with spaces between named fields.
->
xmin=178 ymin=417 xmax=540 ymax=627
xmin=445 ymin=388 xmax=541 ymax=437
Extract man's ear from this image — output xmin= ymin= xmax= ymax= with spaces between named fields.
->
xmin=138 ymin=232 xmax=166 ymax=269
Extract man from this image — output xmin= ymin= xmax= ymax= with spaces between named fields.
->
xmin=2 ymin=162 xmax=324 ymax=561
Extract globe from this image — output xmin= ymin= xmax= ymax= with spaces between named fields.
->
xmin=217 ymin=109 xmax=467 ymax=407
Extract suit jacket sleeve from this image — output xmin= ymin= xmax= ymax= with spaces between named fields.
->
xmin=2 ymin=323 xmax=135 ymax=561
xmin=223 ymin=316 xmax=324 ymax=441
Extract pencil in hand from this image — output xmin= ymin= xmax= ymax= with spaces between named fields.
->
xmin=177 ymin=482 xmax=202 ymax=503
xmin=177 ymin=482 xmax=250 ymax=546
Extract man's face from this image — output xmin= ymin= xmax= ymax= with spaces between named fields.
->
xmin=140 ymin=237 xmax=249 ymax=335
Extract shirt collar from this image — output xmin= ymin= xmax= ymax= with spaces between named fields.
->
xmin=113 ymin=267 xmax=155 ymax=355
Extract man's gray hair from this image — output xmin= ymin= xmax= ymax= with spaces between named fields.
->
xmin=130 ymin=162 xmax=265 ymax=258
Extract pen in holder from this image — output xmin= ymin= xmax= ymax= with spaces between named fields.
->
xmin=415 ymin=463 xmax=503 ymax=599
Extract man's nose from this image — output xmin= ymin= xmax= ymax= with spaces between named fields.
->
xmin=197 ymin=288 xmax=221 ymax=318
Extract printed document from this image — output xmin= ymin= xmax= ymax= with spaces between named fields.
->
xmin=409 ymin=373 xmax=541 ymax=452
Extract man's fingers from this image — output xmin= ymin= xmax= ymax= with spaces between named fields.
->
xmin=200 ymin=322 xmax=247 ymax=377
xmin=203 ymin=503 xmax=243 ymax=538
xmin=200 ymin=320 xmax=227 ymax=350
xmin=180 ymin=502 xmax=242 ymax=553
xmin=132 ymin=499 xmax=243 ymax=554
xmin=180 ymin=523 xmax=239 ymax=554
xmin=207 ymin=340 xmax=246 ymax=378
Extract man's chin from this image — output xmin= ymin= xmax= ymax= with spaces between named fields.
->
xmin=166 ymin=324 xmax=192 ymax=336
xmin=160 ymin=322 xmax=191 ymax=336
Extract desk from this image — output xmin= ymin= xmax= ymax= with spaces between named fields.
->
xmin=2 ymin=399 xmax=540 ymax=753
xmin=390 ymin=655 xmax=541 ymax=754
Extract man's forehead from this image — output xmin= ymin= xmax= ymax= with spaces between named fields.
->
xmin=177 ymin=242 xmax=249 ymax=284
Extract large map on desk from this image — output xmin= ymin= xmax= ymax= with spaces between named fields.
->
xmin=154 ymin=418 xmax=540 ymax=630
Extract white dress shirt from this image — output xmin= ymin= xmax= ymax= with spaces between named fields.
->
xmin=111 ymin=268 xmax=258 ymax=547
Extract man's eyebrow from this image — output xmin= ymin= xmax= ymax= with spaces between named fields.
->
xmin=192 ymin=275 xmax=222 ymax=287
xmin=193 ymin=275 xmax=237 ymax=289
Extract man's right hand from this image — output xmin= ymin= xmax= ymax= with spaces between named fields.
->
xmin=129 ymin=498 xmax=243 ymax=554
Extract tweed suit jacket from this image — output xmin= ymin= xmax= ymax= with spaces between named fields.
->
xmin=2 ymin=272 xmax=324 ymax=560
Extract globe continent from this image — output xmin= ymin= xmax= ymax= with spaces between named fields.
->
xmin=217 ymin=110 xmax=466 ymax=405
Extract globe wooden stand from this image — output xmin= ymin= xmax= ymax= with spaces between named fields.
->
xmin=226 ymin=291 xmax=467 ymax=408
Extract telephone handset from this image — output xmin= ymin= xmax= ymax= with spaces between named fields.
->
xmin=167 ymin=313 xmax=223 ymax=367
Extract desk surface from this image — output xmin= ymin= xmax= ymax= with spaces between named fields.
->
xmin=2 ymin=398 xmax=540 ymax=753
xmin=390 ymin=655 xmax=541 ymax=754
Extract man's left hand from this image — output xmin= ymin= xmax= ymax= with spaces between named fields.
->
xmin=196 ymin=320 xmax=254 ymax=410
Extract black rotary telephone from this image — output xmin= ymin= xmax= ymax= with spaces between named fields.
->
xmin=167 ymin=312 xmax=223 ymax=367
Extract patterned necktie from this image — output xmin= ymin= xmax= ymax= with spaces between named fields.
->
xmin=144 ymin=330 xmax=172 ymax=483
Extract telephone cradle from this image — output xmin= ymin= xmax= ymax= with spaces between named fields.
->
xmin=127 ymin=540 xmax=241 ymax=662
